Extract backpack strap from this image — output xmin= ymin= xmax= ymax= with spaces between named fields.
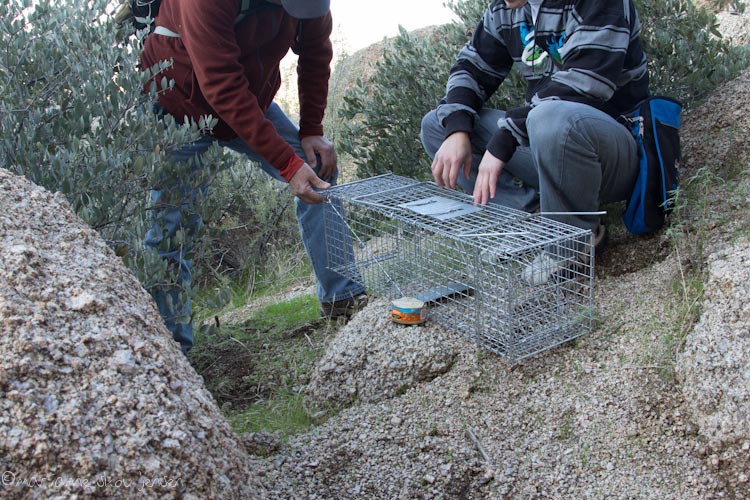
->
xmin=153 ymin=0 xmax=265 ymax=38
xmin=237 ymin=0 xmax=254 ymax=24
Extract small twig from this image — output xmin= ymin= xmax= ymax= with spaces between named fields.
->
xmin=228 ymin=336 xmax=254 ymax=356
xmin=465 ymin=428 xmax=494 ymax=466
xmin=614 ymin=365 xmax=668 ymax=370
xmin=576 ymin=364 xmax=667 ymax=371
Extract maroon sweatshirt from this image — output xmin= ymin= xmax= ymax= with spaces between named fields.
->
xmin=140 ymin=0 xmax=333 ymax=181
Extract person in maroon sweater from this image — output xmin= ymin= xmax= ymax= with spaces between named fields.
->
xmin=140 ymin=0 xmax=367 ymax=353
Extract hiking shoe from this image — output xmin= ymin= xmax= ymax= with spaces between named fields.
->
xmin=320 ymin=292 xmax=370 ymax=318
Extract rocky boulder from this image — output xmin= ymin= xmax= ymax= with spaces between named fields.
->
xmin=0 ymin=169 xmax=266 ymax=499
xmin=677 ymin=238 xmax=750 ymax=494
xmin=305 ymin=298 xmax=462 ymax=408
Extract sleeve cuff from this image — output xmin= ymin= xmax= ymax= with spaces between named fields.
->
xmin=299 ymin=124 xmax=324 ymax=139
xmin=486 ymin=128 xmax=518 ymax=163
xmin=442 ymin=110 xmax=474 ymax=140
xmin=278 ymin=155 xmax=305 ymax=182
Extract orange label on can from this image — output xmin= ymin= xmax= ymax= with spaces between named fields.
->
xmin=389 ymin=298 xmax=426 ymax=324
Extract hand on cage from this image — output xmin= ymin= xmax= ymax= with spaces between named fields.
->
xmin=431 ymin=131 xmax=472 ymax=190
xmin=289 ymin=163 xmax=330 ymax=204
xmin=473 ymin=151 xmax=505 ymax=206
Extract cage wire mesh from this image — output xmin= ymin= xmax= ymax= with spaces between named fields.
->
xmin=323 ymin=174 xmax=594 ymax=363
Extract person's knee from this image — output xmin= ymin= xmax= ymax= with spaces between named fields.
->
xmin=526 ymin=101 xmax=574 ymax=145
xmin=420 ymin=109 xmax=442 ymax=157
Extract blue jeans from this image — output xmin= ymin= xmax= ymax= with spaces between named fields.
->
xmin=146 ymin=102 xmax=364 ymax=353
xmin=420 ymin=100 xmax=639 ymax=232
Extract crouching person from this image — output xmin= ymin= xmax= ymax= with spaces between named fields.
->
xmin=421 ymin=0 xmax=650 ymax=284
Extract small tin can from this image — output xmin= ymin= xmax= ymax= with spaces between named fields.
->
xmin=389 ymin=297 xmax=426 ymax=325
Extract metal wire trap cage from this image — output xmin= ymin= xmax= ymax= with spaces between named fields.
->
xmin=322 ymin=173 xmax=594 ymax=363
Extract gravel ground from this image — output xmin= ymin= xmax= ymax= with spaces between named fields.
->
xmin=251 ymin=259 xmax=728 ymax=499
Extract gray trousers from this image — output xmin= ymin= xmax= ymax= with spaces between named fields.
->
xmin=420 ymin=100 xmax=639 ymax=232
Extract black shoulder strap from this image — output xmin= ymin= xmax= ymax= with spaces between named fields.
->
xmin=153 ymin=0 xmax=272 ymax=37
xmin=235 ymin=0 xmax=272 ymax=25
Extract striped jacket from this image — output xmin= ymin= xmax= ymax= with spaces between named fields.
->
xmin=437 ymin=0 xmax=650 ymax=162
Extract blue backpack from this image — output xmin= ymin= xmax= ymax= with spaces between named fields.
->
xmin=621 ymin=96 xmax=683 ymax=235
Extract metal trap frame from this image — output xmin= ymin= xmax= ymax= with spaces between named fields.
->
xmin=323 ymin=174 xmax=594 ymax=363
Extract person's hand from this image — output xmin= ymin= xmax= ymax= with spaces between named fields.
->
xmin=288 ymin=163 xmax=330 ymax=204
xmin=301 ymin=135 xmax=337 ymax=181
xmin=431 ymin=132 xmax=472 ymax=189
xmin=473 ymin=150 xmax=505 ymax=205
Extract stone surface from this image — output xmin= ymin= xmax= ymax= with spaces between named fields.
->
xmin=304 ymin=298 xmax=461 ymax=408
xmin=0 ymin=170 xmax=266 ymax=499
xmin=677 ymin=238 xmax=750 ymax=497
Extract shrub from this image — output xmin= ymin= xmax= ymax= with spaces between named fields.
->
xmin=0 ymin=0 xmax=303 ymax=329
xmin=639 ymin=0 xmax=750 ymax=102
xmin=336 ymin=26 xmax=460 ymax=180
xmin=336 ymin=0 xmax=750 ymax=179
xmin=2 ymin=0 xmax=190 ymax=286
xmin=195 ymin=157 xmax=300 ymax=286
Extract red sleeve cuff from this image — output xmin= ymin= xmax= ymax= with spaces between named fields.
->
xmin=279 ymin=155 xmax=305 ymax=182
xmin=298 ymin=126 xmax=324 ymax=140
